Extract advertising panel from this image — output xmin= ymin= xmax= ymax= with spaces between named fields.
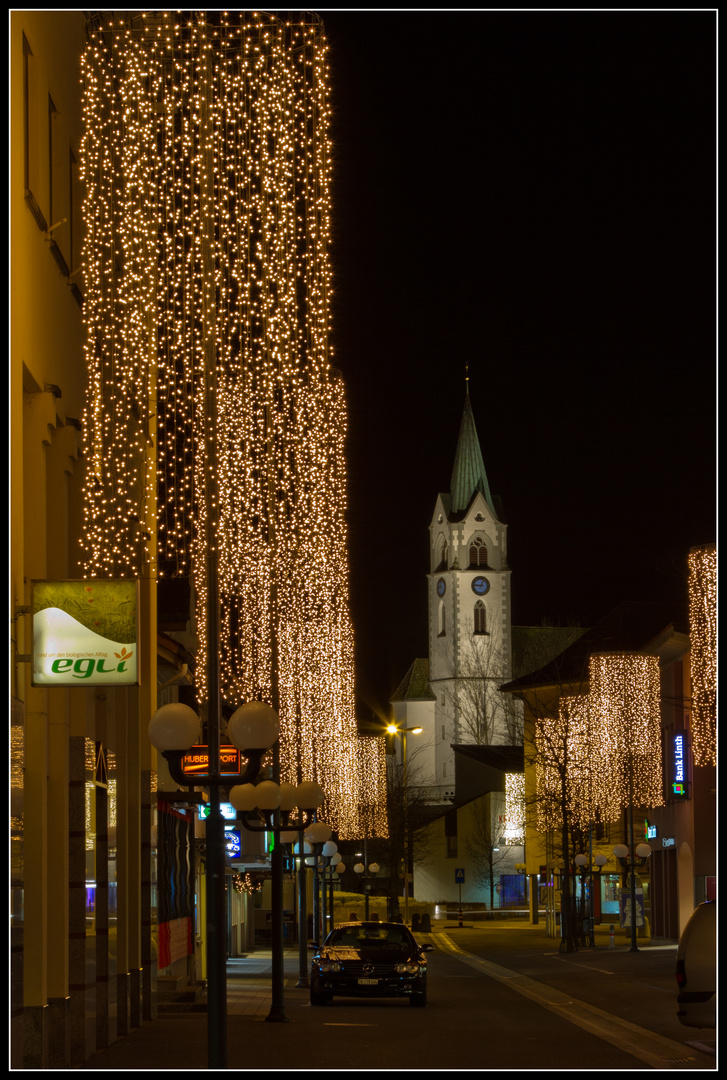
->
xmin=32 ymin=579 xmax=139 ymax=686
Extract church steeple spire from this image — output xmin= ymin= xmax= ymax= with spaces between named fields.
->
xmin=449 ymin=380 xmax=495 ymax=516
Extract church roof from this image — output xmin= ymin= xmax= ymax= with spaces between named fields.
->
xmin=449 ymin=389 xmax=496 ymax=517
xmin=390 ymin=658 xmax=436 ymax=702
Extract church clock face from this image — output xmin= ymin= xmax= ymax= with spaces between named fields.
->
xmin=471 ymin=575 xmax=490 ymax=596
xmin=436 ymin=578 xmax=446 ymax=597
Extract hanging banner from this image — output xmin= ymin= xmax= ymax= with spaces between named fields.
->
xmin=32 ymin=580 xmax=139 ymax=686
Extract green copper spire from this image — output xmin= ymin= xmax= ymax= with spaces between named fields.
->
xmin=449 ymin=381 xmax=495 ymax=516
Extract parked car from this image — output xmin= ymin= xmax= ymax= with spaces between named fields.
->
xmin=675 ymin=900 xmax=716 ymax=1028
xmin=309 ymin=920 xmax=434 ymax=1007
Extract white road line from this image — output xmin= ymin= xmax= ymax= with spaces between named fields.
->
xmin=437 ymin=933 xmax=699 ymax=1070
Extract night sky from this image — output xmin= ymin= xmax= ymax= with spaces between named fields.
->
xmin=316 ymin=10 xmax=716 ymax=722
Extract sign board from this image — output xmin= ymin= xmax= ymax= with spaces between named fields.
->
xmin=670 ymin=731 xmax=690 ymax=798
xmin=32 ymin=579 xmax=139 ymax=686
xmin=225 ymin=828 xmax=241 ymax=857
xmin=182 ymin=745 xmax=241 ymax=775
xmin=197 ymin=802 xmax=238 ymax=822
xmin=454 ymin=868 xmax=465 ymax=884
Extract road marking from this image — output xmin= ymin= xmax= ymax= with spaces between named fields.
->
xmin=437 ymin=933 xmax=698 ymax=1070
xmin=553 ymin=956 xmax=614 ymax=975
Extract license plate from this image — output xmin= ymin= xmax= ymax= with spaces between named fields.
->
xmin=358 ymin=978 xmax=378 ymax=985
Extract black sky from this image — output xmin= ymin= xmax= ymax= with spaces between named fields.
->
xmin=317 ymin=10 xmax=717 ymax=721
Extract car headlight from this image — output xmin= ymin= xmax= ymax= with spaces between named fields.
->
xmin=394 ymin=961 xmax=421 ymax=975
xmin=318 ymin=959 xmax=341 ymax=973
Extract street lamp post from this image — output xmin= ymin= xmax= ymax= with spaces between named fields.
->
xmin=574 ymin=852 xmax=608 ymax=946
xmin=353 ymin=861 xmax=381 ymax=919
xmin=228 ymin=777 xmax=326 ymax=1010
xmin=613 ymin=842 xmax=653 ymax=952
xmin=386 ymin=724 xmax=422 ymax=923
xmin=149 ymin=699 xmax=280 ymax=1068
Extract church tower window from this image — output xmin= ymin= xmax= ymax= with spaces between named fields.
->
xmin=438 ymin=600 xmax=446 ymax=637
xmin=469 ymin=537 xmax=488 ymax=568
xmin=474 ymin=600 xmax=487 ymax=635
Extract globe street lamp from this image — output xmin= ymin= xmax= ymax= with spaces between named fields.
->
xmin=229 ymin=778 xmax=325 ymax=1008
xmin=353 ymin=861 xmax=381 ymax=919
xmin=386 ymin=724 xmax=422 ymax=922
xmin=613 ymin=842 xmax=653 ymax=952
xmin=149 ymin=699 xmax=279 ymax=1067
xmin=574 ymin=852 xmax=608 ymax=946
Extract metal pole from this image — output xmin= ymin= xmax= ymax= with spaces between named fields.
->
xmin=628 ymin=775 xmax=639 ymax=953
xmin=200 ymin=12 xmax=227 ymax=1059
xmin=296 ymin=829 xmax=309 ymax=987
xmin=402 ymin=731 xmax=409 ymax=923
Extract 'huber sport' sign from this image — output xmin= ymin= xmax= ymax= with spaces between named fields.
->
xmin=32 ymin=580 xmax=139 ymax=687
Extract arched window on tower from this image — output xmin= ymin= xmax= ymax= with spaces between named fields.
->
xmin=436 ymin=539 xmax=448 ymax=572
xmin=469 ymin=537 xmax=488 ymax=568
xmin=474 ymin=600 xmax=487 ymax=635
xmin=438 ymin=600 xmax=446 ymax=637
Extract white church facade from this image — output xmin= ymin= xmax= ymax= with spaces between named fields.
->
xmin=390 ymin=386 xmax=527 ymax=905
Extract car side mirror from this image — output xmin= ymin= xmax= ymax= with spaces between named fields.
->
xmin=307 ymin=941 xmax=319 ymax=950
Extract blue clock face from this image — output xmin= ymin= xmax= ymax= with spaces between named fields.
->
xmin=472 ymin=576 xmax=490 ymax=596
xmin=437 ymin=578 xmax=446 ymax=597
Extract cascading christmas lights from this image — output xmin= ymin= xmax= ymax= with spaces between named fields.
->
xmin=79 ymin=11 xmax=387 ymax=839
xmin=589 ymin=652 xmax=663 ymax=812
xmin=688 ymin=544 xmax=716 ymax=767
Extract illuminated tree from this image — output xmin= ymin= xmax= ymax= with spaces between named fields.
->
xmin=78 ymin=10 xmax=387 ymax=838
xmin=688 ymin=544 xmax=716 ymax=767
xmin=441 ymin=625 xmax=523 ymax=746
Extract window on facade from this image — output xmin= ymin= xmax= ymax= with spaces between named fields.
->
xmin=438 ymin=600 xmax=446 ymax=637
xmin=474 ymin=600 xmax=486 ymax=635
xmin=23 ymin=33 xmax=48 ymax=230
xmin=469 ymin=537 xmax=488 ymax=568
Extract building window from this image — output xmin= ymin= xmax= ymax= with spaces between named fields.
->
xmin=23 ymin=33 xmax=48 ymax=230
xmin=474 ymin=600 xmax=487 ymax=635
xmin=438 ymin=600 xmax=446 ymax=637
xmin=469 ymin=537 xmax=488 ymax=568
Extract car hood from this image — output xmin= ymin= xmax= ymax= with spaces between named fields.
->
xmin=319 ymin=947 xmax=420 ymax=963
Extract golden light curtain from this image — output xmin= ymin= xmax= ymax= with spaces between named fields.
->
xmin=79 ymin=11 xmax=387 ymax=838
xmin=688 ymin=544 xmax=716 ymax=767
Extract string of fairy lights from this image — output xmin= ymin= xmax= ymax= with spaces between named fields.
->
xmin=535 ymin=654 xmax=663 ymax=832
xmin=688 ymin=544 xmax=716 ymax=767
xmin=79 ymin=11 xmax=387 ymax=839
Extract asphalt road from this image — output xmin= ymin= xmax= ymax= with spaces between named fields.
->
xmin=79 ymin=922 xmax=717 ymax=1071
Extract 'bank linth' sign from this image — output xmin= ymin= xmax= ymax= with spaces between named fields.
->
xmin=32 ymin=579 xmax=139 ymax=687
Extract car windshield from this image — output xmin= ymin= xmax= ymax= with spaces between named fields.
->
xmin=327 ymin=927 xmax=410 ymax=948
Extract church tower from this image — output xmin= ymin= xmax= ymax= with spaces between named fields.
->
xmin=427 ymin=382 xmax=515 ymax=790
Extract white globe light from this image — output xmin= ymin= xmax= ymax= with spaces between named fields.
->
xmin=322 ymin=840 xmax=338 ymax=858
xmin=229 ymin=784 xmax=257 ymax=812
xmin=305 ymin=821 xmax=332 ymax=844
xmin=635 ymin=843 xmax=652 ymax=859
xmin=613 ymin=844 xmax=629 ymax=860
xmin=254 ymin=780 xmax=282 ymax=810
xmin=294 ymin=841 xmax=312 ymax=856
xmin=369 ymin=863 xmax=380 ymax=875
xmin=279 ymin=782 xmax=298 ymax=812
xmin=353 ymin=862 xmax=364 ymax=875
xmin=228 ymin=701 xmax=279 ymax=751
xmin=335 ymin=862 xmax=346 ymax=875
xmin=295 ymin=780 xmax=325 ymax=810
xmin=575 ymin=854 xmax=588 ymax=867
xmin=330 ymin=852 xmax=342 ymax=866
xmin=148 ymin=703 xmax=200 ymax=751
xmin=280 ymin=830 xmax=298 ymax=844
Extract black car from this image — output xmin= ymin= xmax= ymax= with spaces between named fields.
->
xmin=309 ymin=920 xmax=433 ymax=1007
